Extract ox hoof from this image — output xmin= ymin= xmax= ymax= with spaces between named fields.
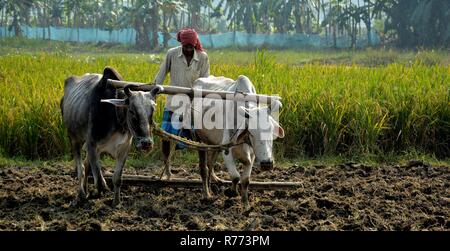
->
xmin=160 ymin=173 xmax=173 ymax=181
xmin=242 ymin=201 xmax=251 ymax=210
xmin=224 ymin=188 xmax=239 ymax=198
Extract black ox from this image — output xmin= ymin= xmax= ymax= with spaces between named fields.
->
xmin=60 ymin=67 xmax=161 ymax=207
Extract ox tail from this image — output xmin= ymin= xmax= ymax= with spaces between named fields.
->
xmin=61 ymin=76 xmax=77 ymax=118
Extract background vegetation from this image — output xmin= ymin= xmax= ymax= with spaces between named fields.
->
xmin=0 ymin=0 xmax=449 ymax=49
xmin=0 ymin=38 xmax=448 ymax=160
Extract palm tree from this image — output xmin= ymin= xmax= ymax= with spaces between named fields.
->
xmin=0 ymin=1 xmax=5 ymax=35
xmin=4 ymin=0 xmax=36 ymax=37
xmin=120 ymin=0 xmax=160 ymax=50
xmin=160 ymin=0 xmax=186 ymax=47
xmin=322 ymin=0 xmax=340 ymax=48
xmin=336 ymin=0 xmax=361 ymax=48
xmin=362 ymin=0 xmax=372 ymax=46
xmin=311 ymin=0 xmax=321 ymax=34
xmin=384 ymin=0 xmax=450 ymax=47
xmin=222 ymin=0 xmax=241 ymax=32
xmin=270 ymin=0 xmax=293 ymax=34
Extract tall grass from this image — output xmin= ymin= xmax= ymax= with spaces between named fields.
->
xmin=0 ymin=50 xmax=449 ymax=159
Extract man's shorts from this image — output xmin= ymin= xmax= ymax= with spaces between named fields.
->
xmin=161 ymin=108 xmax=192 ymax=150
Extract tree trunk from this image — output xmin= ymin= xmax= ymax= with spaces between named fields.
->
xmin=333 ymin=25 xmax=337 ymax=48
xmin=45 ymin=1 xmax=51 ymax=40
xmin=301 ymin=0 xmax=306 ymax=33
xmin=366 ymin=0 xmax=372 ymax=46
xmin=357 ymin=0 xmax=361 ymax=36
xmin=168 ymin=13 xmax=173 ymax=30
xmin=233 ymin=9 xmax=237 ymax=32
xmin=39 ymin=6 xmax=45 ymax=40
xmin=180 ymin=12 xmax=184 ymax=29
xmin=150 ymin=2 xmax=159 ymax=50
xmin=0 ymin=6 xmax=4 ymax=37
xmin=191 ymin=2 xmax=200 ymax=31
xmin=351 ymin=15 xmax=356 ymax=48
xmin=47 ymin=20 xmax=51 ymax=40
xmin=74 ymin=8 xmax=79 ymax=42
xmin=263 ymin=13 xmax=269 ymax=34
xmin=294 ymin=1 xmax=302 ymax=33
xmin=12 ymin=9 xmax=22 ymax=37
xmin=67 ymin=10 xmax=71 ymax=28
xmin=162 ymin=12 xmax=169 ymax=48
xmin=171 ymin=13 xmax=177 ymax=31
xmin=321 ymin=0 xmax=327 ymax=38
xmin=188 ymin=12 xmax=191 ymax=28
xmin=329 ymin=2 xmax=336 ymax=48
xmin=306 ymin=6 xmax=311 ymax=33
xmin=317 ymin=0 xmax=321 ymax=34
xmin=208 ymin=5 xmax=211 ymax=32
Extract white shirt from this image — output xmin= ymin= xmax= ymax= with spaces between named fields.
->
xmin=154 ymin=46 xmax=210 ymax=111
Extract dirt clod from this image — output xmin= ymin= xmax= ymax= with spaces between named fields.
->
xmin=0 ymin=163 xmax=448 ymax=230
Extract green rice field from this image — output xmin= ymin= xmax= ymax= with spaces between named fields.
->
xmin=0 ymin=39 xmax=449 ymax=160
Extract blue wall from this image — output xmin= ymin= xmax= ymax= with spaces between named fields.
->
xmin=0 ymin=26 xmax=380 ymax=49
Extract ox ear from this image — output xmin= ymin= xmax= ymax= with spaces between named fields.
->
xmin=268 ymin=100 xmax=282 ymax=115
xmin=101 ymin=98 xmax=128 ymax=107
xmin=271 ymin=117 xmax=285 ymax=139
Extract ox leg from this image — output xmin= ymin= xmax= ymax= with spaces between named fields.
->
xmin=83 ymin=156 xmax=92 ymax=196
xmin=240 ymin=159 xmax=253 ymax=209
xmin=199 ymin=150 xmax=212 ymax=200
xmin=73 ymin=143 xmax=87 ymax=178
xmin=223 ymin=151 xmax=240 ymax=198
xmin=70 ymin=137 xmax=87 ymax=205
xmin=207 ymin=150 xmax=224 ymax=183
xmin=87 ymin=142 xmax=109 ymax=198
xmin=112 ymin=144 xmax=131 ymax=208
xmin=160 ymin=140 xmax=174 ymax=180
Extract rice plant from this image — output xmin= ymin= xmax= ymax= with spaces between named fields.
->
xmin=0 ymin=51 xmax=448 ymax=159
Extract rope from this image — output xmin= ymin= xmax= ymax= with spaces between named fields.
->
xmin=152 ymin=126 xmax=243 ymax=151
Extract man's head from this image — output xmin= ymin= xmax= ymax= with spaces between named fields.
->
xmin=182 ymin=44 xmax=195 ymax=57
xmin=177 ymin=28 xmax=203 ymax=53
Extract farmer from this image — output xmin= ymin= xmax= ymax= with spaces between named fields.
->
xmin=153 ymin=28 xmax=210 ymax=150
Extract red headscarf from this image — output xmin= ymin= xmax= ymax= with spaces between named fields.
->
xmin=176 ymin=28 xmax=204 ymax=51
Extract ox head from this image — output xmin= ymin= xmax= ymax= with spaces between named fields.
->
xmin=101 ymin=84 xmax=163 ymax=152
xmin=236 ymin=101 xmax=285 ymax=171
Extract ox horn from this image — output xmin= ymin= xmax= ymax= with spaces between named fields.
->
xmin=124 ymin=84 xmax=140 ymax=97
xmin=150 ymin=85 xmax=164 ymax=97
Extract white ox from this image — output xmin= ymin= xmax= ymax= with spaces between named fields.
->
xmin=162 ymin=75 xmax=285 ymax=208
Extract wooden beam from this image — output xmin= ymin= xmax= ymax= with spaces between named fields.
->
xmin=107 ymin=79 xmax=282 ymax=105
xmin=100 ymin=173 xmax=302 ymax=191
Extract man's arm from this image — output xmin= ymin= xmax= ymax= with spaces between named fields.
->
xmin=154 ymin=52 xmax=172 ymax=85
xmin=200 ymin=55 xmax=210 ymax=78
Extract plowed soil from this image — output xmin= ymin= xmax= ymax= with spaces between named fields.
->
xmin=0 ymin=161 xmax=449 ymax=231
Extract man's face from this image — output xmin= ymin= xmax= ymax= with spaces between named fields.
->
xmin=182 ymin=44 xmax=195 ymax=56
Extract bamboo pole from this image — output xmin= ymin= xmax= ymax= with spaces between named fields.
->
xmin=107 ymin=79 xmax=282 ymax=105
xmin=100 ymin=173 xmax=302 ymax=191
